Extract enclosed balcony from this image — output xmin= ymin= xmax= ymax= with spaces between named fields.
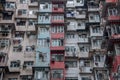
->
xmin=66 ymin=11 xmax=75 ymax=18
xmin=26 ymin=20 xmax=36 ymax=31
xmin=5 ymin=2 xmax=16 ymax=11
xmin=75 ymin=11 xmax=86 ymax=19
xmin=9 ymin=60 xmax=21 ymax=72
xmin=0 ymin=26 xmax=11 ymax=38
xmin=51 ymin=53 xmax=64 ymax=68
xmin=78 ymin=34 xmax=89 ymax=43
xmin=28 ymin=10 xmax=37 ymax=19
xmin=88 ymin=13 xmax=100 ymax=23
xmin=34 ymin=69 xmax=49 ymax=80
xmin=51 ymin=15 xmax=64 ymax=24
xmin=39 ymin=3 xmax=52 ymax=12
xmin=52 ymin=4 xmax=64 ymax=13
xmin=38 ymin=14 xmax=51 ymax=24
xmin=28 ymin=0 xmax=38 ymax=6
xmin=15 ymin=19 xmax=27 ymax=31
xmin=51 ymin=39 xmax=64 ymax=50
xmin=15 ymin=9 xmax=28 ymax=18
xmin=35 ymin=51 xmax=50 ymax=67
xmin=66 ymin=0 xmax=75 ymax=8
xmin=0 ymin=0 xmax=6 ymax=11
xmin=88 ymin=2 xmax=99 ymax=12
xmin=51 ymin=33 xmax=64 ymax=39
xmin=0 ymin=11 xmax=14 ymax=23
xmin=75 ymin=0 xmax=85 ymax=7
xmin=67 ymin=21 xmax=77 ymax=31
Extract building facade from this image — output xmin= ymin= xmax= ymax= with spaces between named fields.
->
xmin=0 ymin=0 xmax=119 ymax=80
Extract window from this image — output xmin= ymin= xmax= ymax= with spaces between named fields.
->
xmin=40 ymin=3 xmax=49 ymax=9
xmin=51 ymin=69 xmax=63 ymax=79
xmin=94 ymin=55 xmax=104 ymax=62
xmin=39 ymin=53 xmax=47 ymax=62
xmin=80 ymin=60 xmax=90 ymax=67
xmin=24 ymin=61 xmax=33 ymax=66
xmin=2 ymin=12 xmax=13 ymax=20
xmin=31 ymin=0 xmax=37 ymax=3
xmin=16 ymin=20 xmax=26 ymax=26
xmin=65 ymin=46 xmax=76 ymax=52
xmin=39 ymin=27 xmax=48 ymax=33
xmin=93 ymin=39 xmax=101 ymax=47
xmin=81 ymin=77 xmax=90 ymax=80
xmin=28 ymin=20 xmax=36 ymax=26
xmin=25 ymin=45 xmax=35 ymax=51
xmin=108 ymin=7 xmax=118 ymax=16
xmin=66 ymin=34 xmax=75 ymax=39
xmin=111 ymin=24 xmax=120 ymax=34
xmin=6 ymin=2 xmax=15 ymax=9
xmin=51 ymin=54 xmax=64 ymax=62
xmin=79 ymin=46 xmax=89 ymax=52
xmin=38 ymin=38 xmax=49 ymax=47
xmin=20 ymin=0 xmax=27 ymax=4
xmin=52 ymin=15 xmax=64 ymax=21
xmin=79 ymin=34 xmax=87 ymax=38
xmin=10 ymin=61 xmax=20 ymax=67
xmin=89 ymin=14 xmax=100 ymax=21
xmin=51 ymin=26 xmax=64 ymax=33
xmin=8 ymin=78 xmax=18 ymax=80
xmin=18 ymin=9 xmax=27 ymax=15
xmin=0 ymin=39 xmax=9 ymax=47
xmin=76 ymin=0 xmax=84 ymax=3
xmin=51 ymin=39 xmax=64 ymax=46
xmin=92 ymin=26 xmax=101 ymax=33
xmin=65 ymin=61 xmax=77 ymax=68
xmin=13 ymin=45 xmax=22 ymax=52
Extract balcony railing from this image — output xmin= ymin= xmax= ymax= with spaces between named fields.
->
xmin=106 ymin=0 xmax=118 ymax=3
xmin=51 ymin=33 xmax=64 ymax=39
xmin=79 ymin=67 xmax=92 ymax=73
xmin=50 ymin=46 xmax=65 ymax=50
xmin=107 ymin=15 xmax=120 ymax=21
xmin=52 ymin=7 xmax=64 ymax=13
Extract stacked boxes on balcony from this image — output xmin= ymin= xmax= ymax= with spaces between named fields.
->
xmin=101 ymin=0 xmax=120 ymax=80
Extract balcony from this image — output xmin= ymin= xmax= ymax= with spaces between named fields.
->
xmin=28 ymin=1 xmax=38 ymax=6
xmin=38 ymin=16 xmax=51 ymax=24
xmin=65 ymin=52 xmax=78 ymax=57
xmin=79 ymin=67 xmax=92 ymax=73
xmin=50 ymin=46 xmax=65 ymax=51
xmin=78 ymin=38 xmax=89 ymax=43
xmin=88 ymin=6 xmax=99 ymax=12
xmin=75 ymin=13 xmax=86 ymax=19
xmin=94 ymin=62 xmax=105 ymax=67
xmin=66 ymin=12 xmax=75 ymax=18
xmin=106 ymin=0 xmax=118 ymax=3
xmin=79 ymin=52 xmax=89 ymax=58
xmin=66 ymin=2 xmax=75 ymax=8
xmin=52 ymin=7 xmax=64 ymax=13
xmin=20 ymin=66 xmax=33 ymax=76
xmin=15 ymin=26 xmax=26 ymax=31
xmin=28 ymin=13 xmax=37 ymax=19
xmin=51 ymin=33 xmax=64 ymax=39
xmin=67 ymin=23 xmax=77 ymax=31
xmin=26 ymin=26 xmax=36 ymax=32
xmin=39 ymin=4 xmax=52 ymax=12
xmin=107 ymin=15 xmax=120 ymax=21
xmin=65 ymin=68 xmax=79 ymax=77
xmin=0 ymin=12 xmax=14 ymax=23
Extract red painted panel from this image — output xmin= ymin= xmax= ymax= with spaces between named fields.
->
xmin=51 ymin=20 xmax=64 ymax=24
xmin=50 ymin=62 xmax=65 ymax=69
xmin=106 ymin=0 xmax=118 ymax=3
xmin=50 ymin=46 xmax=65 ymax=50
xmin=111 ymin=34 xmax=120 ymax=39
xmin=52 ymin=8 xmax=64 ymax=13
xmin=112 ymin=56 xmax=120 ymax=72
xmin=108 ymin=16 xmax=120 ymax=21
xmin=51 ymin=33 xmax=64 ymax=39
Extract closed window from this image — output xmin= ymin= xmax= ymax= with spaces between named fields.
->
xmin=52 ymin=15 xmax=64 ymax=21
xmin=51 ymin=26 xmax=64 ymax=33
xmin=10 ymin=61 xmax=20 ymax=67
xmin=24 ymin=61 xmax=33 ymax=66
xmin=52 ymin=39 xmax=64 ymax=46
xmin=6 ymin=2 xmax=15 ymax=9
xmin=65 ymin=61 xmax=77 ymax=67
xmin=92 ymin=26 xmax=101 ymax=33
xmin=51 ymin=69 xmax=63 ymax=79
xmin=51 ymin=54 xmax=64 ymax=62
xmin=93 ymin=39 xmax=101 ymax=47
xmin=79 ymin=46 xmax=89 ymax=52
xmin=65 ymin=46 xmax=76 ymax=52
xmin=18 ymin=9 xmax=27 ymax=15
xmin=108 ymin=7 xmax=118 ymax=16
xmin=66 ymin=34 xmax=75 ymax=39
xmin=38 ymin=39 xmax=49 ymax=47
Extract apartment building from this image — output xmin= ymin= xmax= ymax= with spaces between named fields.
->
xmin=0 ymin=0 xmax=38 ymax=80
xmin=0 ymin=0 xmax=119 ymax=80
xmin=101 ymin=0 xmax=120 ymax=80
